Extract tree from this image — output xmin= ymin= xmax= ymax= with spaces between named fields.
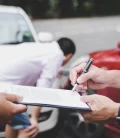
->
xmin=58 ymin=0 xmax=74 ymax=18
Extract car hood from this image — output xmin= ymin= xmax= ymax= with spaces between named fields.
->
xmin=0 ymin=42 xmax=37 ymax=47
xmin=89 ymin=48 xmax=120 ymax=62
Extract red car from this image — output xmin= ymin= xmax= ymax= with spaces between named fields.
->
xmin=63 ymin=42 xmax=120 ymax=138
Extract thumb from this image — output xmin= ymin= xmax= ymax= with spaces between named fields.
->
xmin=77 ymin=72 xmax=93 ymax=84
xmin=8 ymin=102 xmax=27 ymax=115
xmin=4 ymin=93 xmax=23 ymax=102
xmin=80 ymin=95 xmax=93 ymax=103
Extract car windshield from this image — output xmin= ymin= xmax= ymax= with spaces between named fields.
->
xmin=0 ymin=13 xmax=35 ymax=45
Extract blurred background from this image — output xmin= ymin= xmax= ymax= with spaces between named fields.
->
xmin=1 ymin=0 xmax=120 ymax=18
xmin=1 ymin=0 xmax=120 ymax=67
xmin=1 ymin=1 xmax=120 ymax=138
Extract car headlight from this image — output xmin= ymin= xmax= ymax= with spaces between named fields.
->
xmin=70 ymin=55 xmax=90 ymax=68
xmin=38 ymin=32 xmax=54 ymax=42
xmin=38 ymin=110 xmax=52 ymax=123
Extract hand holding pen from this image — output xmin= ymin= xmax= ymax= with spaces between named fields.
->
xmin=72 ymin=58 xmax=94 ymax=95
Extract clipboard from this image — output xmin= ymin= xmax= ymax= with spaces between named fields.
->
xmin=0 ymin=83 xmax=91 ymax=111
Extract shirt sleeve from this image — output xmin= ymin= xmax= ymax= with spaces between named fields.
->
xmin=36 ymin=52 xmax=64 ymax=88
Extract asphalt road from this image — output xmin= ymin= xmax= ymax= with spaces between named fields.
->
xmin=33 ymin=16 xmax=120 ymax=68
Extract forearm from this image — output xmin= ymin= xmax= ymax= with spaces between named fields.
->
xmin=107 ymin=70 xmax=120 ymax=88
xmin=31 ymin=106 xmax=42 ymax=119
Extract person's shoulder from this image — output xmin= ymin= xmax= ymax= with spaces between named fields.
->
xmin=50 ymin=41 xmax=64 ymax=56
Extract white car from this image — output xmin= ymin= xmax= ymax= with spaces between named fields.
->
xmin=0 ymin=5 xmax=59 ymax=137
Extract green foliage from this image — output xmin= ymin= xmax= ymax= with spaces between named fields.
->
xmin=2 ymin=0 xmax=120 ymax=18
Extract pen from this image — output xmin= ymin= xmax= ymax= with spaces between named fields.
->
xmin=72 ymin=58 xmax=94 ymax=94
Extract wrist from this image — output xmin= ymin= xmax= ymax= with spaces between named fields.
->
xmin=31 ymin=106 xmax=41 ymax=120
xmin=31 ymin=115 xmax=38 ymax=120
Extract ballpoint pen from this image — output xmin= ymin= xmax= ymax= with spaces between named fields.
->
xmin=72 ymin=58 xmax=94 ymax=95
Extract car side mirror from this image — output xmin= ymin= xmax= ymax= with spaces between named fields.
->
xmin=38 ymin=32 xmax=54 ymax=43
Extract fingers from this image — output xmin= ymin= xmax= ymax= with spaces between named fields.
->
xmin=80 ymin=95 xmax=95 ymax=103
xmin=24 ymin=125 xmax=39 ymax=138
xmin=81 ymin=112 xmax=105 ymax=122
xmin=24 ymin=125 xmax=34 ymax=132
xmin=70 ymin=68 xmax=78 ymax=85
xmin=76 ymin=82 xmax=87 ymax=92
xmin=8 ymin=101 xmax=27 ymax=115
xmin=29 ymin=128 xmax=39 ymax=138
xmin=4 ymin=93 xmax=23 ymax=102
xmin=70 ymin=63 xmax=86 ymax=85
xmin=4 ymin=93 xmax=27 ymax=115
xmin=76 ymin=88 xmax=86 ymax=93
xmin=81 ymin=112 xmax=93 ymax=122
xmin=77 ymin=73 xmax=93 ymax=85
xmin=24 ymin=125 xmax=38 ymax=132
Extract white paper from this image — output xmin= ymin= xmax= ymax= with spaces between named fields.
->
xmin=0 ymin=83 xmax=90 ymax=110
